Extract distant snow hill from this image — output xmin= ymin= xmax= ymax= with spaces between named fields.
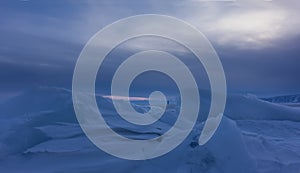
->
xmin=261 ymin=94 xmax=300 ymax=107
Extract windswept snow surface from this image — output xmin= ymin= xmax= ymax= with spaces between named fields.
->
xmin=0 ymin=87 xmax=299 ymax=173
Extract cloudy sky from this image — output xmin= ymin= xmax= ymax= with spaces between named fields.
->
xmin=0 ymin=0 xmax=299 ymax=99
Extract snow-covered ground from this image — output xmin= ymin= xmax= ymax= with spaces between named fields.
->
xmin=0 ymin=87 xmax=299 ymax=173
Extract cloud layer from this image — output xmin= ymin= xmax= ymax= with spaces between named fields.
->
xmin=0 ymin=0 xmax=299 ymax=97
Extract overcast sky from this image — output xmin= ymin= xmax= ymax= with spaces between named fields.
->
xmin=0 ymin=0 xmax=300 ymax=99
